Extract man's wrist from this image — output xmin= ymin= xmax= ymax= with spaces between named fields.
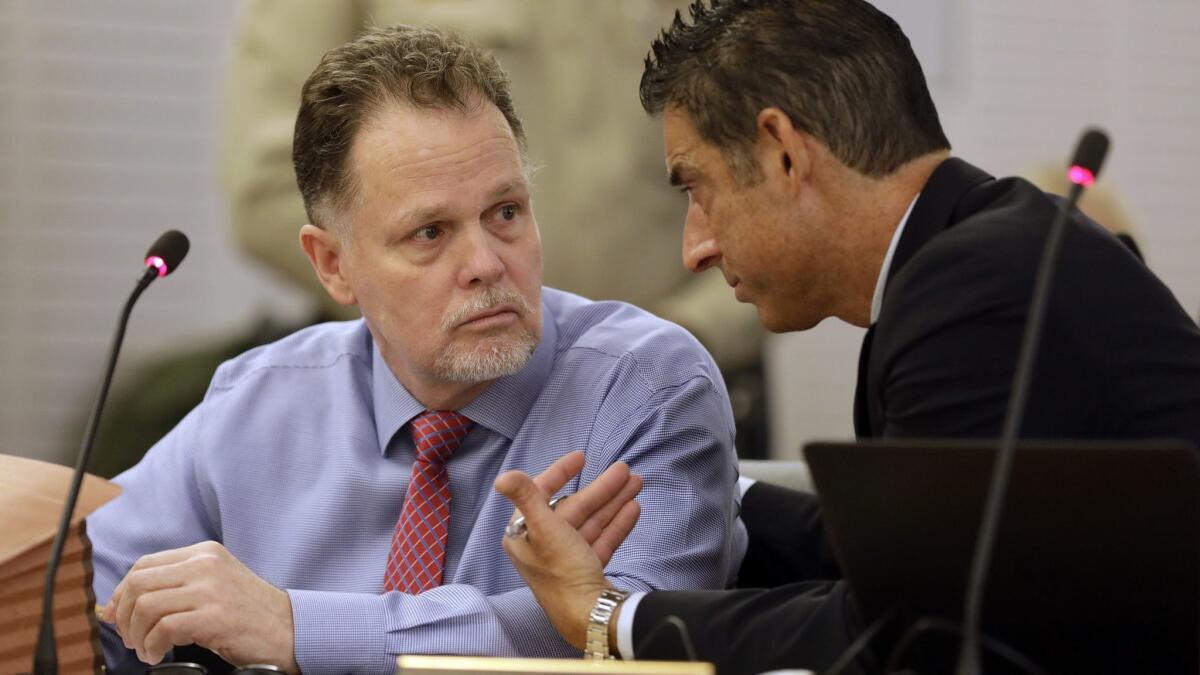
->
xmin=608 ymin=596 xmax=622 ymax=655
xmin=584 ymin=587 xmax=630 ymax=660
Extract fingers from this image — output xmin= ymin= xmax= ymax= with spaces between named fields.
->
xmin=495 ymin=468 xmax=542 ymax=511
xmin=529 ymin=450 xmax=586 ymax=497
xmin=577 ymin=472 xmax=642 ymax=544
xmin=592 ymin=499 xmax=642 ymax=565
xmin=497 ymin=454 xmax=643 ymax=545
xmin=554 ymin=461 xmax=631 ymax=530
xmin=495 ymin=451 xmax=587 ymax=528
xmin=108 ymin=543 xmax=226 ymax=658
xmin=98 ymin=542 xmax=296 ymax=671
xmin=141 ymin=610 xmax=207 ymax=665
xmin=113 ymin=558 xmax=196 ymax=650
xmin=126 ymin=587 xmax=202 ymax=663
xmin=107 ymin=545 xmax=202 ymax=617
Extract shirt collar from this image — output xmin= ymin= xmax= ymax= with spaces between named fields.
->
xmin=371 ymin=301 xmax=558 ymax=454
xmin=869 ymin=193 xmax=920 ymax=325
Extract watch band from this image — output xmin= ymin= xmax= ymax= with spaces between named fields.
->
xmin=584 ymin=588 xmax=631 ymax=660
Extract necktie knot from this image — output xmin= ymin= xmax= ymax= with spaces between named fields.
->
xmin=411 ymin=410 xmax=473 ymax=466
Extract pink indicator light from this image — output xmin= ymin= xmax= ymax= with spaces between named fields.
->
xmin=1068 ymin=165 xmax=1095 ymax=187
xmin=145 ymin=255 xmax=168 ymax=277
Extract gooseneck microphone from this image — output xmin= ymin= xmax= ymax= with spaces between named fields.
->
xmin=955 ymin=130 xmax=1110 ymax=675
xmin=30 ymin=230 xmax=190 ymax=675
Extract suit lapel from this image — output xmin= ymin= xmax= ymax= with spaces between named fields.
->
xmin=853 ymin=325 xmax=875 ymax=438
xmin=884 ymin=158 xmax=995 ymax=292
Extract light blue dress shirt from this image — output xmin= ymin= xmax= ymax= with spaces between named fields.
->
xmin=89 ymin=288 xmax=744 ymax=674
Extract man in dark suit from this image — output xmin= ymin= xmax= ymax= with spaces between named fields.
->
xmin=493 ymin=0 xmax=1200 ymax=673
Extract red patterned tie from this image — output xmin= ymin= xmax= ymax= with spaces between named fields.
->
xmin=383 ymin=410 xmax=474 ymax=593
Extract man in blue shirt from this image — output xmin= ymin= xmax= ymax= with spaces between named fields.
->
xmin=90 ymin=25 xmax=742 ymax=674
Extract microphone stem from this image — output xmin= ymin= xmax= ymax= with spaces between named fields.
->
xmin=955 ymin=183 xmax=1084 ymax=675
xmin=33 ymin=266 xmax=157 ymax=675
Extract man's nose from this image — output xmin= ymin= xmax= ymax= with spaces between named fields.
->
xmin=682 ymin=210 xmax=721 ymax=274
xmin=459 ymin=227 xmax=506 ymax=287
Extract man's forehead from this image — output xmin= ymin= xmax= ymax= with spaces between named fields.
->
xmin=662 ymin=106 xmax=708 ymax=178
xmin=358 ymin=99 xmax=518 ymax=160
xmin=353 ymin=103 xmax=524 ymax=184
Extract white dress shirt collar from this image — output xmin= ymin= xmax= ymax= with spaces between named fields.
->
xmin=869 ymin=193 xmax=920 ymax=325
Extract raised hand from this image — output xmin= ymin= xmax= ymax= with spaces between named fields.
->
xmin=495 ymin=451 xmax=642 ymax=649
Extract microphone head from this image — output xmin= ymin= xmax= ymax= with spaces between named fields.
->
xmin=144 ymin=230 xmax=190 ymax=278
xmin=1067 ymin=127 xmax=1110 ymax=187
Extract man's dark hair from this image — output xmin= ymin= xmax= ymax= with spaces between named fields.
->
xmin=293 ymin=24 xmax=526 ymax=235
xmin=640 ymin=0 xmax=950 ymax=182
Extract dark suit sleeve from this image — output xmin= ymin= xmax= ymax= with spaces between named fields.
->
xmin=628 ymin=480 xmax=850 ymax=674
xmin=632 ymin=580 xmax=866 ymax=675
xmin=736 ymin=482 xmax=840 ymax=587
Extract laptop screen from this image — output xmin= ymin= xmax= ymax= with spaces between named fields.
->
xmin=805 ymin=439 xmax=1199 ymax=674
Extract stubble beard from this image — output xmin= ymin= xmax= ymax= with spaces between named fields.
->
xmin=433 ymin=288 xmax=539 ymax=383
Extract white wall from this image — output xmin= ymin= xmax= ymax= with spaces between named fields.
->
xmin=769 ymin=0 xmax=1200 ymax=457
xmin=0 ymin=1 xmax=308 ymax=464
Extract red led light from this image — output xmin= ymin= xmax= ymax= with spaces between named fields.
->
xmin=145 ymin=255 xmax=168 ymax=277
xmin=1068 ymin=165 xmax=1095 ymax=187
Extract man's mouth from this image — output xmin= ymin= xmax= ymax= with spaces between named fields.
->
xmin=457 ymin=304 xmax=519 ymax=329
xmin=726 ymin=275 xmax=752 ymax=302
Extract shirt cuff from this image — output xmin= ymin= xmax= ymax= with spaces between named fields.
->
xmin=616 ymin=591 xmax=646 ymax=660
xmin=738 ymin=475 xmax=757 ymax=498
xmin=288 ymin=589 xmax=395 ymax=675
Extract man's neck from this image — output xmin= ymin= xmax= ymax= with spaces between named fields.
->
xmin=378 ymin=347 xmax=493 ymax=411
xmin=833 ymin=150 xmax=950 ymax=327
xmin=410 ymin=380 xmax=492 ymax=412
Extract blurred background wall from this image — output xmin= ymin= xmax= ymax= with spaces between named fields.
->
xmin=1 ymin=0 xmax=1197 ymax=465
xmin=0 ymin=2 xmax=311 ymax=465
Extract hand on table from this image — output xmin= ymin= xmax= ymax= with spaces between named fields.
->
xmin=100 ymin=540 xmax=297 ymax=672
xmin=494 ymin=451 xmax=643 ymax=650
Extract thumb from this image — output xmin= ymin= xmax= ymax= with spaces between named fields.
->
xmin=495 ymin=469 xmax=560 ymax=531
xmin=495 ymin=470 xmax=542 ymax=511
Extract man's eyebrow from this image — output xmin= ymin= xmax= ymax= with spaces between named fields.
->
xmin=397 ymin=204 xmax=450 ymax=226
xmin=667 ymin=160 xmax=698 ymax=187
xmin=486 ymin=177 xmax=528 ymax=202
xmin=393 ymin=178 xmax=528 ymax=226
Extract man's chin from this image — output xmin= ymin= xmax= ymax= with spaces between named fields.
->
xmin=757 ymin=303 xmax=822 ymax=333
xmin=435 ymin=329 xmax=539 ymax=383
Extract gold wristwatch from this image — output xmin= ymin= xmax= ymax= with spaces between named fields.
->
xmin=585 ymin=588 xmax=631 ymax=660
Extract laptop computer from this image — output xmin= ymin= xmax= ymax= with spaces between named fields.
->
xmin=804 ymin=439 xmax=1199 ymax=674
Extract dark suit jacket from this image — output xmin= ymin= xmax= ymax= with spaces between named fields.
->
xmin=856 ymin=158 xmax=1200 ymax=443
xmin=633 ymin=158 xmax=1200 ymax=674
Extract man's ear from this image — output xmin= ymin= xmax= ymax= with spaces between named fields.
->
xmin=756 ymin=107 xmax=811 ymax=192
xmin=299 ymin=224 xmax=357 ymax=306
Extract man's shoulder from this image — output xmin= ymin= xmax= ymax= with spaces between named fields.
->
xmin=933 ymin=175 xmax=1058 ymax=253
xmin=898 ymin=175 xmax=1130 ymax=295
xmin=208 ymin=319 xmax=371 ymax=393
xmin=879 ymin=172 xmax=1170 ymax=347
xmin=542 ymin=287 xmax=722 ymax=390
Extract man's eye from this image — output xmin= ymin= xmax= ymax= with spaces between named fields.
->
xmin=415 ymin=225 xmax=443 ymax=241
xmin=499 ymin=204 xmax=518 ymax=221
